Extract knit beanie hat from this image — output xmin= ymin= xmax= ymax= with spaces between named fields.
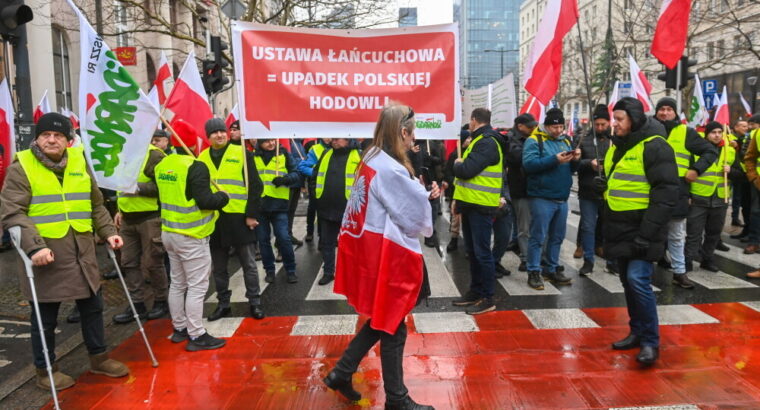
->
xmin=170 ymin=119 xmax=199 ymax=148
xmin=229 ymin=120 xmax=240 ymax=129
xmin=36 ymin=113 xmax=73 ymax=140
xmin=205 ymin=118 xmax=227 ymax=138
xmin=655 ymin=97 xmax=678 ymax=113
xmin=748 ymin=114 xmax=760 ymax=125
xmin=612 ymin=97 xmax=647 ymax=132
xmin=592 ymin=104 xmax=610 ymax=121
xmin=704 ymin=121 xmax=723 ymax=136
xmin=544 ymin=108 xmax=565 ymax=125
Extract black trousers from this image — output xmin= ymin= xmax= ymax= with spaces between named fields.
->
xmin=686 ymin=204 xmax=728 ymax=262
xmin=334 ymin=319 xmax=408 ymax=402
xmin=318 ymin=218 xmax=341 ymax=276
xmin=307 ymin=188 xmax=318 ymax=236
xmin=287 ymin=187 xmax=300 ymax=237
xmin=211 ymin=242 xmax=261 ymax=307
xmin=31 ymin=291 xmax=106 ymax=369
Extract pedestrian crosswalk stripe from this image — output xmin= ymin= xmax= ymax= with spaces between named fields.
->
xmin=609 ymin=405 xmax=699 ymax=410
xmin=523 ymin=308 xmax=600 ymax=329
xmin=290 ymin=314 xmax=358 ymax=336
xmin=686 ymin=269 xmax=758 ymax=290
xmin=657 ymin=305 xmax=720 ymax=325
xmin=305 ymin=263 xmax=345 ymax=301
xmin=420 ymin=240 xmax=461 ymax=298
xmin=205 ymin=258 xmax=278 ymax=304
xmin=412 ymin=312 xmax=479 ymax=334
xmin=719 ymin=232 xmax=759 ymax=266
xmin=202 ymin=317 xmax=244 ymax=338
xmin=740 ymin=301 xmax=760 ymax=313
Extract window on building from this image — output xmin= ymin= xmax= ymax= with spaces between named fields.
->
xmin=146 ymin=53 xmax=156 ymax=86
xmin=624 ymin=22 xmax=633 ymax=34
xmin=399 ymin=7 xmax=417 ymax=26
xmin=717 ymin=39 xmax=725 ymax=57
xmin=115 ymin=0 xmax=128 ymax=47
xmin=51 ymin=27 xmax=73 ymax=110
xmin=707 ymin=42 xmax=714 ymax=60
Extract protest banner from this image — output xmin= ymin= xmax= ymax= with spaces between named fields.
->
xmin=231 ymin=22 xmax=460 ymax=140
xmin=461 ymin=73 xmax=517 ymax=129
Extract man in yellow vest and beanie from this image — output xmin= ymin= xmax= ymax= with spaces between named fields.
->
xmin=198 ymin=118 xmax=265 ymax=321
xmin=685 ymin=121 xmax=740 ymax=272
xmin=0 ymin=112 xmax=129 ymax=390
xmin=451 ymin=108 xmax=505 ymax=315
xmin=603 ymin=97 xmax=679 ymax=366
xmin=314 ymin=137 xmax=361 ymax=285
xmin=156 ymin=119 xmax=230 ymax=351
xmin=652 ymin=97 xmax=718 ymax=288
xmin=112 ymin=135 xmax=169 ymax=324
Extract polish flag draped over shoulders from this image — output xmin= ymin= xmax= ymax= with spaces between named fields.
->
xmin=164 ymin=51 xmax=212 ymax=154
xmin=650 ymin=0 xmax=692 ymax=69
xmin=522 ymin=0 xmax=578 ymax=105
xmin=335 ymin=148 xmax=433 ymax=334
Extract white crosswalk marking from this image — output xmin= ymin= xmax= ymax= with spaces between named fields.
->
xmin=412 ymin=312 xmax=478 ymax=333
xmin=720 ymin=232 xmax=760 ymax=265
xmin=291 ymin=315 xmax=358 ymax=336
xmin=421 ymin=240 xmax=461 ymax=297
xmin=610 ymin=405 xmax=699 ymax=410
xmin=686 ymin=269 xmax=758 ymax=289
xmin=657 ymin=305 xmax=719 ymax=325
xmin=740 ymin=301 xmax=760 ymax=313
xmin=523 ymin=308 xmax=600 ymax=329
xmin=202 ymin=317 xmax=244 ymax=338
xmin=305 ymin=263 xmax=346 ymax=301
xmin=205 ymin=259 xmax=278 ymax=304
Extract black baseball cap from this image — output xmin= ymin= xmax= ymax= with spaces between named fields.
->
xmin=514 ymin=113 xmax=538 ymax=127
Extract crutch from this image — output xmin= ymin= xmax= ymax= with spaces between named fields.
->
xmin=106 ymin=247 xmax=159 ymax=367
xmin=8 ymin=226 xmax=61 ymax=410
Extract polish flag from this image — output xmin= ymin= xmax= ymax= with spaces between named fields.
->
xmin=650 ymin=0 xmax=692 ymax=69
xmin=278 ymin=138 xmax=291 ymax=152
xmin=607 ymin=81 xmax=620 ymax=121
xmin=60 ymin=108 xmax=80 ymax=130
xmin=679 ymin=112 xmax=688 ymax=124
xmin=740 ymin=92 xmax=752 ymax=117
xmin=522 ymin=0 xmax=579 ymax=105
xmin=154 ymin=51 xmax=173 ymax=106
xmin=629 ymin=54 xmax=654 ymax=112
xmin=567 ymin=110 xmax=576 ymax=137
xmin=335 ymin=147 xmax=433 ymax=334
xmin=225 ymin=103 xmax=239 ymax=129
xmin=33 ymin=90 xmax=51 ymax=123
xmin=520 ymin=94 xmax=546 ymax=123
xmin=713 ymin=86 xmax=730 ymax=125
xmin=0 ymin=79 xmax=15 ymax=190
xmin=164 ymin=51 xmax=212 ymax=155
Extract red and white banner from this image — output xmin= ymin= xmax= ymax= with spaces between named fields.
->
xmin=164 ymin=51 xmax=212 ymax=155
xmin=33 ymin=90 xmax=51 ymax=124
xmin=629 ymin=54 xmax=653 ymax=112
xmin=650 ymin=0 xmax=692 ymax=69
xmin=713 ymin=86 xmax=729 ymax=125
xmin=740 ymin=92 xmax=752 ymax=117
xmin=608 ymin=80 xmax=620 ymax=121
xmin=0 ymin=79 xmax=15 ymax=189
xmin=154 ymin=51 xmax=173 ymax=106
xmin=231 ymin=22 xmax=460 ymax=140
xmin=522 ymin=0 xmax=578 ymax=105
xmin=520 ymin=95 xmax=546 ymax=123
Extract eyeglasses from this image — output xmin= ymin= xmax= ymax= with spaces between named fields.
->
xmin=402 ymin=107 xmax=415 ymax=123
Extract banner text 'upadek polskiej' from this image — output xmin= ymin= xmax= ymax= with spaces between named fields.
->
xmin=231 ymin=22 xmax=461 ymax=140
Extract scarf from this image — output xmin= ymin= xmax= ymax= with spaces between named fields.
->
xmin=30 ymin=139 xmax=68 ymax=174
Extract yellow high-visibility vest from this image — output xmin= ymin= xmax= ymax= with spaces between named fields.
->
xmin=667 ymin=124 xmax=691 ymax=177
xmin=315 ymin=149 xmax=361 ymax=200
xmin=117 ymin=145 xmax=163 ymax=213
xmin=199 ymin=145 xmax=247 ymax=214
xmin=691 ymin=140 xmax=736 ymax=199
xmin=605 ymin=136 xmax=664 ymax=211
xmin=254 ymin=153 xmax=289 ymax=200
xmin=453 ymin=134 xmax=503 ymax=207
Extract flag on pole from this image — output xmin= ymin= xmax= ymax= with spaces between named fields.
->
xmin=607 ymin=80 xmax=620 ymax=121
xmin=60 ymin=107 xmax=80 ymax=130
xmin=688 ymin=74 xmax=709 ymax=128
xmin=567 ymin=110 xmax=576 ymax=137
xmin=154 ymin=51 xmax=173 ymax=106
xmin=164 ymin=50 xmax=213 ymax=155
xmin=520 ymin=94 xmax=546 ymax=123
xmin=522 ymin=0 xmax=579 ymax=105
xmin=679 ymin=112 xmax=688 ymax=124
xmin=740 ymin=92 xmax=752 ymax=117
xmin=629 ymin=54 xmax=654 ymax=112
xmin=713 ymin=86 xmax=730 ymax=125
xmin=0 ymin=78 xmax=15 ymax=190
xmin=66 ymin=0 xmax=162 ymax=193
xmin=650 ymin=0 xmax=692 ymax=69
xmin=226 ymin=103 xmax=239 ymax=129
xmin=33 ymin=90 xmax=51 ymax=123
xmin=147 ymin=85 xmax=160 ymax=110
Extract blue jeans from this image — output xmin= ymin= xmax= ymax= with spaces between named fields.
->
xmin=492 ymin=206 xmax=513 ymax=264
xmin=667 ymin=219 xmax=686 ymax=275
xmin=461 ymin=210 xmax=495 ymax=299
xmin=618 ymin=259 xmax=659 ymax=347
xmin=579 ymin=199 xmax=600 ymax=262
xmin=256 ymin=211 xmax=296 ymax=274
xmin=527 ymin=198 xmax=567 ymax=273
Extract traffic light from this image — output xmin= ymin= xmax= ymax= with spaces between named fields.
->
xmin=0 ymin=0 xmax=33 ymax=40
xmin=201 ymin=35 xmax=229 ymax=94
xmin=657 ymin=67 xmax=677 ymax=89
xmin=657 ymin=56 xmax=698 ymax=90
xmin=679 ymin=56 xmax=697 ymax=89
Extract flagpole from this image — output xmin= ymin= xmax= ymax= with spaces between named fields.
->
xmin=575 ymin=21 xmax=601 ymax=176
xmin=160 ymin=115 xmax=222 ymax=191
xmin=723 ymin=124 xmax=730 ymax=204
xmin=241 ymin=138 xmax=249 ymax=197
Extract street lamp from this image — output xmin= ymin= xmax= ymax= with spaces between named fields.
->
xmin=484 ymin=48 xmax=519 ymax=79
xmin=749 ymin=75 xmax=758 ymax=115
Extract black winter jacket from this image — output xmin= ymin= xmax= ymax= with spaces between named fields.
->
xmin=504 ymin=127 xmax=531 ymax=200
xmin=657 ymin=118 xmax=719 ymax=218
xmin=577 ymin=129 xmax=612 ymax=200
xmin=453 ymin=125 xmax=505 ymax=215
xmin=604 ymin=118 xmax=679 ymax=261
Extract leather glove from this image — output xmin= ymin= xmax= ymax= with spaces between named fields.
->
xmin=592 ymin=176 xmax=608 ymax=195
xmin=272 ymin=176 xmax=287 ymax=187
xmin=633 ymin=236 xmax=650 ymax=259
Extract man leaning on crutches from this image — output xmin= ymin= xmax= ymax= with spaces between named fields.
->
xmin=0 ymin=113 xmax=130 ymax=393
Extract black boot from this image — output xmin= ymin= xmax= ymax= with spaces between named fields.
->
xmin=147 ymin=300 xmax=169 ymax=320
xmin=495 ymin=263 xmax=511 ymax=278
xmin=715 ymin=241 xmax=730 ymax=252
xmin=66 ymin=306 xmax=80 ymax=323
xmin=385 ymin=395 xmax=435 ymax=410
xmin=250 ymin=305 xmax=265 ymax=320
xmin=102 ymin=269 xmax=119 ymax=280
xmin=579 ymin=259 xmax=594 ymax=277
xmin=318 ymin=274 xmax=334 ymax=285
xmin=636 ymin=345 xmax=659 ymax=366
xmin=612 ymin=333 xmax=641 ymax=350
xmin=700 ymin=259 xmax=719 ymax=272
xmin=446 ymin=237 xmax=458 ymax=252
xmin=113 ymin=303 xmax=148 ymax=324
xmin=323 ymin=370 xmax=361 ymax=402
xmin=207 ymin=305 xmax=231 ymax=322
xmin=424 ymin=233 xmax=439 ymax=248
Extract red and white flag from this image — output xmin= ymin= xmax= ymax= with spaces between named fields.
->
xmin=520 ymin=94 xmax=546 ymax=123
xmin=567 ymin=110 xmax=576 ymax=137
xmin=608 ymin=81 xmax=620 ymax=121
xmin=147 ymin=85 xmax=160 ymax=110
xmin=334 ymin=148 xmax=433 ymax=334
xmin=740 ymin=92 xmax=752 ymax=117
xmin=0 ymin=78 xmax=15 ymax=189
xmin=650 ymin=0 xmax=692 ymax=69
xmin=60 ymin=107 xmax=80 ymax=130
xmin=226 ymin=103 xmax=239 ymax=129
xmin=154 ymin=51 xmax=173 ymax=106
xmin=33 ymin=90 xmax=51 ymax=124
xmin=522 ymin=0 xmax=578 ymax=105
xmin=164 ymin=50 xmax=212 ymax=155
xmin=679 ymin=112 xmax=688 ymax=124
xmin=629 ymin=54 xmax=654 ymax=112
xmin=713 ymin=86 xmax=730 ymax=125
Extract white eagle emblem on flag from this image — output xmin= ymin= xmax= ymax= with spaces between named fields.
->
xmin=342 ymin=175 xmax=366 ymax=231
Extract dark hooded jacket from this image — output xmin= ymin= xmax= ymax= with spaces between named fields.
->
xmin=604 ymin=117 xmax=679 ymax=261
xmin=504 ymin=127 xmax=532 ymax=200
xmin=577 ymin=128 xmax=612 ymax=200
xmin=453 ymin=125 xmax=506 ymax=214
